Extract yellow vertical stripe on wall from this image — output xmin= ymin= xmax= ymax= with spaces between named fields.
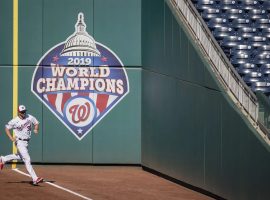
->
xmin=12 ymin=0 xmax=18 ymax=169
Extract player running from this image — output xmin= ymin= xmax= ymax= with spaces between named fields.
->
xmin=0 ymin=105 xmax=43 ymax=186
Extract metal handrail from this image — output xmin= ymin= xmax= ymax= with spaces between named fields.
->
xmin=166 ymin=0 xmax=258 ymax=122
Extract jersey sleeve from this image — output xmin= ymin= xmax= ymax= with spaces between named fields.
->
xmin=5 ymin=119 xmax=15 ymax=130
xmin=30 ymin=115 xmax=39 ymax=125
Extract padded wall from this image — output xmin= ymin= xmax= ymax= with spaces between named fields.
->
xmin=0 ymin=0 xmax=141 ymax=164
xmin=141 ymin=0 xmax=270 ymax=199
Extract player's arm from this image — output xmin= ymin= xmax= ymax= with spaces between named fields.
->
xmin=31 ymin=115 xmax=39 ymax=134
xmin=5 ymin=128 xmax=15 ymax=142
xmin=33 ymin=123 xmax=39 ymax=134
xmin=5 ymin=121 xmax=16 ymax=142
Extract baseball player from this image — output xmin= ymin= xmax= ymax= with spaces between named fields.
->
xmin=0 ymin=105 xmax=43 ymax=186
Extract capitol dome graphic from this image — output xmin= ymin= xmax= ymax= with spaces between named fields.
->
xmin=61 ymin=12 xmax=100 ymax=57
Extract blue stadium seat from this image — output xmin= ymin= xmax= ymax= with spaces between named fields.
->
xmin=231 ymin=44 xmax=252 ymax=51
xmin=216 ymin=2 xmax=238 ymax=11
xmin=196 ymin=1 xmax=216 ymax=11
xmin=238 ymin=62 xmax=258 ymax=71
xmin=216 ymin=0 xmax=236 ymax=3
xmin=224 ymin=8 xmax=243 ymax=15
xmin=232 ymin=18 xmax=251 ymax=28
xmin=243 ymin=72 xmax=263 ymax=85
xmin=257 ymin=45 xmax=270 ymax=51
xmin=236 ymin=66 xmax=258 ymax=75
xmin=251 ymin=85 xmax=270 ymax=93
xmin=261 ymin=68 xmax=270 ymax=75
xmin=237 ymin=27 xmax=257 ymax=39
xmin=259 ymin=1 xmax=270 ymax=9
xmin=238 ymin=0 xmax=258 ymax=5
xmin=247 ymin=36 xmax=267 ymax=47
xmin=207 ymin=17 xmax=228 ymax=30
xmin=261 ymin=28 xmax=270 ymax=38
xmin=254 ymin=52 xmax=270 ymax=59
xmin=201 ymin=8 xmax=221 ymax=21
xmin=260 ymin=63 xmax=270 ymax=75
xmin=248 ymin=8 xmax=266 ymax=15
xmin=231 ymin=51 xmax=250 ymax=59
xmin=253 ymin=18 xmax=270 ymax=29
xmin=195 ymin=0 xmax=215 ymax=3
xmin=213 ymin=26 xmax=234 ymax=40
xmin=231 ymin=58 xmax=249 ymax=65
xmin=251 ymin=80 xmax=270 ymax=93
xmin=252 ymin=81 xmax=269 ymax=88
xmin=220 ymin=36 xmax=243 ymax=48
xmin=238 ymin=0 xmax=259 ymax=11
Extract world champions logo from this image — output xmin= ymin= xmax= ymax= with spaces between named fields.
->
xmin=31 ymin=13 xmax=129 ymax=140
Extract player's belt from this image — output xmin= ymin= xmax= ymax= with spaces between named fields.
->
xmin=17 ymin=138 xmax=30 ymax=141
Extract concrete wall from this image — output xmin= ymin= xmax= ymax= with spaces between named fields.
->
xmin=141 ymin=0 xmax=270 ymax=199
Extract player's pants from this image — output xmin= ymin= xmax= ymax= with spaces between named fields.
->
xmin=1 ymin=140 xmax=38 ymax=181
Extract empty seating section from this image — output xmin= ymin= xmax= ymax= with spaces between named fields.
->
xmin=191 ymin=0 xmax=270 ymax=94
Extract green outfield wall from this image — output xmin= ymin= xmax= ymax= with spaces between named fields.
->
xmin=0 ymin=0 xmax=141 ymax=164
xmin=1 ymin=0 xmax=270 ymax=199
xmin=141 ymin=0 xmax=270 ymax=199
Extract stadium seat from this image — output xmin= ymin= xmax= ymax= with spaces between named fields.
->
xmin=261 ymin=28 xmax=270 ymax=38
xmin=245 ymin=9 xmax=267 ymax=19
xmin=232 ymin=18 xmax=251 ymax=28
xmin=260 ymin=63 xmax=270 ymax=75
xmin=238 ymin=0 xmax=259 ymax=11
xmin=220 ymin=36 xmax=243 ymax=48
xmin=201 ymin=8 xmax=221 ymax=21
xmin=251 ymin=79 xmax=270 ymax=93
xmin=247 ymin=36 xmax=267 ymax=47
xmin=251 ymin=85 xmax=270 ymax=93
xmin=243 ymin=72 xmax=263 ymax=85
xmin=257 ymin=45 xmax=270 ymax=51
xmin=253 ymin=18 xmax=270 ymax=29
xmin=207 ymin=18 xmax=229 ymax=30
xmin=196 ymin=1 xmax=216 ymax=11
xmin=195 ymin=0 xmax=215 ymax=4
xmin=213 ymin=26 xmax=234 ymax=40
xmin=259 ymin=0 xmax=270 ymax=9
xmin=236 ymin=65 xmax=259 ymax=75
xmin=216 ymin=0 xmax=237 ymax=10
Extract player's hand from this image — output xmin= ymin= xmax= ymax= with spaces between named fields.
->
xmin=34 ymin=129 xmax=38 ymax=134
xmin=11 ymin=137 xmax=16 ymax=142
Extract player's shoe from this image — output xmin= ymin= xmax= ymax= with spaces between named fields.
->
xmin=32 ymin=177 xmax=43 ymax=186
xmin=0 ymin=157 xmax=4 ymax=170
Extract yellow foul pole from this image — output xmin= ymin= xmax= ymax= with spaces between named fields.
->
xmin=12 ymin=0 xmax=18 ymax=169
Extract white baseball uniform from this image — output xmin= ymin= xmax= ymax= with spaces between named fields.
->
xmin=1 ymin=114 xmax=39 ymax=182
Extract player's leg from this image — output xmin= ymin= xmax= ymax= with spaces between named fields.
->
xmin=0 ymin=153 xmax=21 ymax=170
xmin=0 ymin=141 xmax=22 ymax=170
xmin=16 ymin=141 xmax=39 ymax=182
xmin=1 ymin=154 xmax=21 ymax=163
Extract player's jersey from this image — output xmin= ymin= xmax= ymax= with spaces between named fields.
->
xmin=5 ymin=114 xmax=39 ymax=140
